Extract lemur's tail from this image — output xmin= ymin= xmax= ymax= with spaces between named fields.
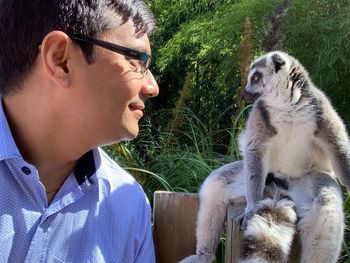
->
xmin=239 ymin=198 xmax=297 ymax=263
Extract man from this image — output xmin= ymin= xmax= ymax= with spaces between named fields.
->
xmin=0 ymin=1 xmax=159 ymax=262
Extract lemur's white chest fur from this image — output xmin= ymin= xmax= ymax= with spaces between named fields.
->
xmin=262 ymin=102 xmax=333 ymax=178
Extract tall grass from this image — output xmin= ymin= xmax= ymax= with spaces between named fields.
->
xmin=106 ymin=108 xmax=242 ymax=200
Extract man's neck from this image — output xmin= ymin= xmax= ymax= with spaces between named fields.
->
xmin=3 ymin=92 xmax=83 ymax=191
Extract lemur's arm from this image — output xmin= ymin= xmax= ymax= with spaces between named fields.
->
xmin=243 ymin=100 xmax=277 ymax=210
xmin=315 ymin=93 xmax=350 ymax=191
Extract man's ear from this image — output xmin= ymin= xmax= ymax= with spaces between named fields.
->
xmin=39 ymin=31 xmax=73 ymax=88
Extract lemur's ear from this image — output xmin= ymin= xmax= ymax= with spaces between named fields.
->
xmin=289 ymin=66 xmax=307 ymax=90
xmin=272 ymin=53 xmax=286 ymax=73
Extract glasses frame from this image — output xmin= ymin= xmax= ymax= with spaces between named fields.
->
xmin=68 ymin=33 xmax=151 ymax=75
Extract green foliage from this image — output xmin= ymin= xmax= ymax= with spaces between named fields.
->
xmin=151 ymin=0 xmax=280 ymax=134
xmin=284 ymin=0 xmax=350 ymax=125
xmin=149 ymin=0 xmax=235 ymax=114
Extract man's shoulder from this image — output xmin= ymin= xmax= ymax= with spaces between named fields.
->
xmin=93 ymin=148 xmax=147 ymax=201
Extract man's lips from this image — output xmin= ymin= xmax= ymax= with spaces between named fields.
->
xmin=129 ymin=103 xmax=145 ymax=118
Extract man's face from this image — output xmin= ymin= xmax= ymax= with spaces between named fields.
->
xmin=71 ymin=21 xmax=159 ymax=146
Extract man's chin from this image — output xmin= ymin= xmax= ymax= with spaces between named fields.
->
xmin=99 ymin=130 xmax=139 ymax=146
xmin=119 ymin=128 xmax=139 ymax=142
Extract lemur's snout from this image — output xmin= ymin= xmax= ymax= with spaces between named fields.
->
xmin=241 ymin=89 xmax=260 ymax=103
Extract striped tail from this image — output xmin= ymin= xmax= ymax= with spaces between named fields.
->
xmin=239 ymin=198 xmax=297 ymax=263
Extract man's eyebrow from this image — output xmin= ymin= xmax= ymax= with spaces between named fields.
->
xmin=128 ymin=42 xmax=151 ymax=55
xmin=107 ymin=33 xmax=151 ymax=55
xmin=136 ymin=47 xmax=151 ymax=55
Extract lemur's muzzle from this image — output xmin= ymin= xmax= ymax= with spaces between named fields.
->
xmin=241 ymin=90 xmax=260 ymax=103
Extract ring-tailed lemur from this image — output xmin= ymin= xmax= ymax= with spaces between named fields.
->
xmin=179 ymin=51 xmax=349 ymax=263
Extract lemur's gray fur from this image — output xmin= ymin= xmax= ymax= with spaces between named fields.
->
xmin=179 ymin=51 xmax=349 ymax=263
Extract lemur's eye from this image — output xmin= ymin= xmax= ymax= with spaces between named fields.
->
xmin=251 ymin=71 xmax=262 ymax=84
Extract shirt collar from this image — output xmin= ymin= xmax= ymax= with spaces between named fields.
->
xmin=74 ymin=149 xmax=98 ymax=186
xmin=0 ymin=98 xmax=21 ymax=161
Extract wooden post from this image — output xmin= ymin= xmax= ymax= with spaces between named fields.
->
xmin=225 ymin=202 xmax=245 ymax=263
xmin=153 ymin=191 xmax=199 ymax=263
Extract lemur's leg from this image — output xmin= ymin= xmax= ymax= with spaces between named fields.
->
xmin=295 ymin=173 xmax=344 ymax=263
xmin=178 ymin=161 xmax=245 ymax=263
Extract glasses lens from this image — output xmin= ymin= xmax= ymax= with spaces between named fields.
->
xmin=140 ymin=53 xmax=151 ymax=69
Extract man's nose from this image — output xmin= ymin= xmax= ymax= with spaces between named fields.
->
xmin=142 ymin=71 xmax=159 ymax=97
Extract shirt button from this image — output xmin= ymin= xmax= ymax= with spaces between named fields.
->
xmin=21 ymin=166 xmax=31 ymax=175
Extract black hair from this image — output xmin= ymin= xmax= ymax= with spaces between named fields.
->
xmin=0 ymin=0 xmax=155 ymax=95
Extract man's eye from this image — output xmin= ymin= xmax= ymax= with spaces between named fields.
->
xmin=129 ymin=59 xmax=139 ymax=69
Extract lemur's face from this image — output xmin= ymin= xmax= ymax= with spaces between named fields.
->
xmin=243 ymin=52 xmax=306 ymax=105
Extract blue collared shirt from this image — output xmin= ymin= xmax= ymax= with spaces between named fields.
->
xmin=0 ymin=101 xmax=155 ymax=263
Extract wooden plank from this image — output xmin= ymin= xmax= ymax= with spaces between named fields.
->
xmin=153 ymin=191 xmax=199 ymax=263
xmin=288 ymin=234 xmax=301 ymax=263
xmin=225 ymin=202 xmax=245 ymax=263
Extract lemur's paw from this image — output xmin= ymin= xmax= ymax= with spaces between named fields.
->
xmin=236 ymin=208 xmax=256 ymax=230
xmin=178 ymin=253 xmax=215 ymax=263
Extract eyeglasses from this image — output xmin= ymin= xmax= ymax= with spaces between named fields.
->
xmin=68 ymin=33 xmax=152 ymax=76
